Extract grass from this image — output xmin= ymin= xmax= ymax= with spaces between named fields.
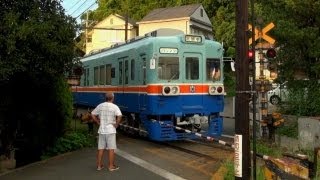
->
xmin=223 ymin=140 xmax=320 ymax=179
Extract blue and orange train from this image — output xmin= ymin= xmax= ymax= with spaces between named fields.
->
xmin=72 ymin=31 xmax=225 ymax=141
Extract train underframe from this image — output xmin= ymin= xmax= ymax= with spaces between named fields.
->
xmin=121 ymin=112 xmax=223 ymax=141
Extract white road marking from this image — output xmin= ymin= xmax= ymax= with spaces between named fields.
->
xmin=116 ymin=149 xmax=187 ymax=180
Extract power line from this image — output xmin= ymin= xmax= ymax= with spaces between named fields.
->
xmin=66 ymin=0 xmax=82 ymax=13
xmin=75 ymin=1 xmax=97 ymax=19
xmin=70 ymin=0 xmax=87 ymax=16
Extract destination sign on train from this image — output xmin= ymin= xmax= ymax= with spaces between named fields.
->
xmin=159 ymin=48 xmax=178 ymax=54
xmin=185 ymin=35 xmax=202 ymax=43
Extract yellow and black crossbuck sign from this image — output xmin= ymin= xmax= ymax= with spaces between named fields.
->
xmin=248 ymin=22 xmax=275 ymax=45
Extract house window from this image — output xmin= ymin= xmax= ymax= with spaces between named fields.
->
xmin=200 ymin=9 xmax=203 ymax=17
xmin=110 ymin=18 xmax=113 ymax=25
xmin=87 ymin=34 xmax=92 ymax=43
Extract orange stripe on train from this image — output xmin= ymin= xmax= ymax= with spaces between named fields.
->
xmin=72 ymin=84 xmax=210 ymax=94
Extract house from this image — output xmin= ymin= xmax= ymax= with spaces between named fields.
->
xmin=84 ymin=4 xmax=213 ymax=54
xmin=85 ymin=14 xmax=138 ymax=55
xmin=137 ymin=4 xmax=213 ymax=39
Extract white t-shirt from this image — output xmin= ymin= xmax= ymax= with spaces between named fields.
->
xmin=91 ymin=102 xmax=122 ymax=134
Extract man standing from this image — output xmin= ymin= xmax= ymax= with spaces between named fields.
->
xmin=91 ymin=92 xmax=122 ymax=171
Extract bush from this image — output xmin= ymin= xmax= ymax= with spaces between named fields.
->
xmin=275 ymin=117 xmax=298 ymax=138
xmin=224 ymin=71 xmax=236 ymax=97
xmin=41 ymin=131 xmax=95 ymax=160
xmin=280 ymin=80 xmax=320 ymax=116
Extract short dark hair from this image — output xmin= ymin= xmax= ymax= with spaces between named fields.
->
xmin=106 ymin=92 xmax=114 ymax=101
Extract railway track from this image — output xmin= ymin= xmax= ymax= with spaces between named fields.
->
xmin=118 ymin=132 xmax=234 ymax=179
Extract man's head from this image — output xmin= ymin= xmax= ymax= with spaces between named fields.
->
xmin=106 ymin=92 xmax=114 ymax=102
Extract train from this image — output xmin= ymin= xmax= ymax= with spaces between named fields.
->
xmin=72 ymin=30 xmax=225 ymax=141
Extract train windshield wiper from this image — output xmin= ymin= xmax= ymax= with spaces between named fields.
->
xmin=168 ymin=71 xmax=179 ymax=82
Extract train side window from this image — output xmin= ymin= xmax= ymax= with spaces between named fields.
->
xmin=186 ymin=57 xmax=199 ymax=80
xmin=99 ymin=65 xmax=105 ymax=85
xmin=83 ymin=68 xmax=87 ymax=86
xmin=125 ymin=60 xmax=129 ymax=84
xmin=111 ymin=67 xmax=115 ymax=78
xmin=206 ymin=58 xmax=221 ymax=81
xmin=105 ymin=64 xmax=111 ymax=85
xmin=94 ymin=66 xmax=99 ymax=85
xmin=131 ymin=59 xmax=135 ymax=81
xmin=86 ymin=68 xmax=89 ymax=86
xmin=142 ymin=57 xmax=146 ymax=85
xmin=119 ymin=61 xmax=123 ymax=84
xmin=158 ymin=57 xmax=179 ymax=80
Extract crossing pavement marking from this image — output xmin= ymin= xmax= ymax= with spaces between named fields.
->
xmin=116 ymin=149 xmax=187 ymax=180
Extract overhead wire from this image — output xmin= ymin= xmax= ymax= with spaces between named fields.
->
xmin=65 ymin=0 xmax=82 ymax=13
xmin=70 ymin=0 xmax=87 ymax=16
xmin=75 ymin=1 xmax=97 ymax=19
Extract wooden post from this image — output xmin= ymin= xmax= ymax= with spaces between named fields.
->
xmin=235 ymin=0 xmax=251 ymax=179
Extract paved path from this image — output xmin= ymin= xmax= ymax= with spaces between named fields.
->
xmin=0 ymin=148 xmax=184 ymax=180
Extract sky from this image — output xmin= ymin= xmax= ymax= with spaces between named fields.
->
xmin=61 ymin=0 xmax=98 ymax=21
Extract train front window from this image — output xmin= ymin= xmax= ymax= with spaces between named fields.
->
xmin=186 ymin=57 xmax=199 ymax=80
xmin=206 ymin=58 xmax=221 ymax=81
xmin=158 ymin=57 xmax=179 ymax=80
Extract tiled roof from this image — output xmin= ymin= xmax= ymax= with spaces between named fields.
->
xmin=139 ymin=4 xmax=201 ymax=22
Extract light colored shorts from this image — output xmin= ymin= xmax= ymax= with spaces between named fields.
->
xmin=98 ymin=133 xmax=117 ymax=150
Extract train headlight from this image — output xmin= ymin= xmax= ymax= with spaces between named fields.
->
xmin=162 ymin=85 xmax=180 ymax=96
xmin=209 ymin=86 xmax=216 ymax=94
xmin=209 ymin=85 xmax=224 ymax=95
xmin=164 ymin=86 xmax=170 ymax=94
xmin=171 ymin=86 xmax=178 ymax=94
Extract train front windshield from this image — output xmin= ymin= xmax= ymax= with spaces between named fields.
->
xmin=157 ymin=56 xmax=221 ymax=81
xmin=158 ymin=57 xmax=179 ymax=80
xmin=206 ymin=58 xmax=221 ymax=81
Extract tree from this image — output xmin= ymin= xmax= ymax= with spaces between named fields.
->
xmin=0 ymin=0 xmax=77 ymax=165
xmin=256 ymin=0 xmax=320 ymax=80
xmin=255 ymin=0 xmax=320 ymax=116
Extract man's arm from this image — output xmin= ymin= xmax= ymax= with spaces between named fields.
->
xmin=91 ymin=114 xmax=100 ymax=125
xmin=114 ymin=115 xmax=122 ymax=128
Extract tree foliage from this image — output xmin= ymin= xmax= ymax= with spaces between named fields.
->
xmin=0 ymin=0 xmax=77 ymax=165
xmin=256 ymin=0 xmax=320 ymax=80
xmin=254 ymin=0 xmax=320 ymax=115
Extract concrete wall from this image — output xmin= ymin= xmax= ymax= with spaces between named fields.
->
xmin=275 ymin=116 xmax=320 ymax=151
xmin=298 ymin=117 xmax=320 ymax=150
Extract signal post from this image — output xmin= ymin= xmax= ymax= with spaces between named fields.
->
xmin=249 ymin=21 xmax=276 ymax=139
xmin=235 ymin=1 xmax=250 ymax=179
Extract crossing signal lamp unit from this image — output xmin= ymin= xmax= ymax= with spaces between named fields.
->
xmin=266 ymin=48 xmax=276 ymax=59
xmin=248 ymin=49 xmax=254 ymax=63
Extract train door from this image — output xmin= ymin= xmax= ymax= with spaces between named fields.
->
xmin=183 ymin=53 xmax=203 ymax=103
xmin=139 ymin=54 xmax=147 ymax=110
xmin=118 ymin=57 xmax=128 ymax=108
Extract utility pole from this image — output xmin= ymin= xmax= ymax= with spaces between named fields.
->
xmin=85 ymin=11 xmax=89 ymax=53
xmin=235 ymin=1 xmax=251 ymax=179
xmin=125 ymin=13 xmax=128 ymax=41
xmin=250 ymin=0 xmax=258 ymax=179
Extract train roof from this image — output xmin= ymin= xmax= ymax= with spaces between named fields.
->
xmin=80 ymin=30 xmax=221 ymax=62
